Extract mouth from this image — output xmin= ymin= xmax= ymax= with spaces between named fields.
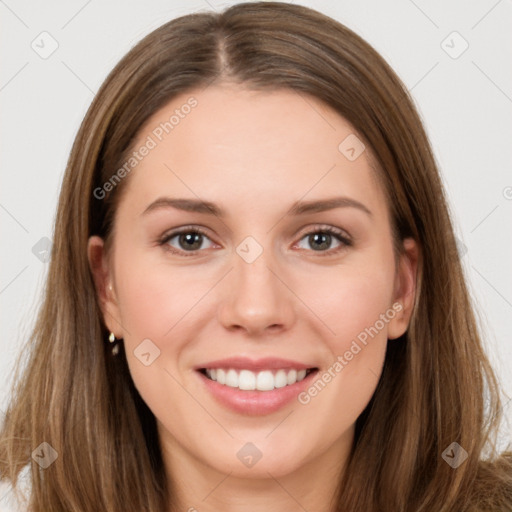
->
xmin=198 ymin=367 xmax=318 ymax=391
xmin=194 ymin=357 xmax=320 ymax=415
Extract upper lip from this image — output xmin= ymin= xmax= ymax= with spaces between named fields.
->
xmin=195 ymin=357 xmax=317 ymax=372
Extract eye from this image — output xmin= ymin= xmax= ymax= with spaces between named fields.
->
xmin=158 ymin=224 xmax=352 ymax=257
xmin=295 ymin=225 xmax=352 ymax=255
xmin=159 ymin=226 xmax=216 ymax=256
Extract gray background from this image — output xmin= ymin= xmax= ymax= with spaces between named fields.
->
xmin=1 ymin=1 xmax=511 ymax=506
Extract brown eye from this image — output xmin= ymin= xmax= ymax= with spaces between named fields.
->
xmin=160 ymin=227 xmax=215 ymax=256
xmin=295 ymin=226 xmax=352 ymax=255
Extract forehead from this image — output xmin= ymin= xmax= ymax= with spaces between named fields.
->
xmin=120 ymin=84 xmax=386 ymax=219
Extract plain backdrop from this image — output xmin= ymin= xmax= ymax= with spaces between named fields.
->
xmin=1 ymin=1 xmax=511 ymax=506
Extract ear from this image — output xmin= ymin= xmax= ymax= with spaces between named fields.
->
xmin=387 ymin=237 xmax=419 ymax=340
xmin=87 ymin=235 xmax=123 ymax=338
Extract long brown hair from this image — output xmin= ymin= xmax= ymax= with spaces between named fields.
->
xmin=1 ymin=2 xmax=511 ymax=511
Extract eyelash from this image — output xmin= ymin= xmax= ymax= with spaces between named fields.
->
xmin=158 ymin=225 xmax=353 ymax=257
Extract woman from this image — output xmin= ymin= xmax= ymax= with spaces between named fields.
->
xmin=1 ymin=2 xmax=511 ymax=511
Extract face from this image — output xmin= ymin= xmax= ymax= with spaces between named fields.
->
xmin=89 ymin=84 xmax=417 ymax=483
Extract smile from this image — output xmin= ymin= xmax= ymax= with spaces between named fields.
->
xmin=195 ymin=357 xmax=320 ymax=415
xmin=200 ymin=367 xmax=316 ymax=391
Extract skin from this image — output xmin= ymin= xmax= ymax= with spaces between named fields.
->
xmin=88 ymin=84 xmax=418 ymax=512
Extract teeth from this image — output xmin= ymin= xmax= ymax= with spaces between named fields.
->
xmin=287 ymin=369 xmax=297 ymax=385
xmin=216 ymin=369 xmax=226 ymax=385
xmin=255 ymin=371 xmax=275 ymax=391
xmin=204 ymin=368 xmax=311 ymax=391
xmin=274 ymin=370 xmax=288 ymax=388
xmin=239 ymin=370 xmax=256 ymax=390
xmin=225 ymin=369 xmax=238 ymax=387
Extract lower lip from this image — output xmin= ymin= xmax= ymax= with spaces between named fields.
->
xmin=197 ymin=369 xmax=318 ymax=416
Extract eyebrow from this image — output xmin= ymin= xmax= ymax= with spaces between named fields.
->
xmin=141 ymin=196 xmax=372 ymax=218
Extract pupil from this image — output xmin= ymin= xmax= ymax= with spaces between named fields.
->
xmin=310 ymin=233 xmax=330 ymax=251
xmin=180 ymin=232 xmax=202 ymax=250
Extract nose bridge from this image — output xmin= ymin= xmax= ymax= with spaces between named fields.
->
xmin=217 ymin=235 xmax=294 ymax=333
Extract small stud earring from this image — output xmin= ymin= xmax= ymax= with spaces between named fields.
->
xmin=108 ymin=332 xmax=120 ymax=356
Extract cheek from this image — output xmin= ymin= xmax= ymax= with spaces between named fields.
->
xmin=289 ymin=270 xmax=393 ymax=448
xmin=114 ymin=251 xmax=211 ymax=340
xmin=113 ymin=252 xmax=208 ymax=415
xmin=291 ymin=258 xmax=395 ymax=410
xmin=296 ymin=260 xmax=396 ymax=348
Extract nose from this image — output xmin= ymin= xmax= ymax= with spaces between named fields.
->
xmin=217 ymin=248 xmax=296 ymax=336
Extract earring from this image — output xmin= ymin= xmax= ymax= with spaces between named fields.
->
xmin=108 ymin=331 xmax=120 ymax=356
